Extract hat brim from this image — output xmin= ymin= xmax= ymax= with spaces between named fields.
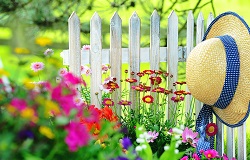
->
xmin=188 ymin=12 xmax=250 ymax=127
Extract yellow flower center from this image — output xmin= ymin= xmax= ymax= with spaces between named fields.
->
xmin=208 ymin=126 xmax=215 ymax=133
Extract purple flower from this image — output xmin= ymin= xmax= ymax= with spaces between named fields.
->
xmin=121 ymin=137 xmax=132 ymax=150
xmin=18 ymin=129 xmax=34 ymax=140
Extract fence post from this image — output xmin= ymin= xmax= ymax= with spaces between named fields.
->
xmin=167 ymin=10 xmax=178 ymax=120
xmin=238 ymin=122 xmax=247 ymax=160
xmin=68 ymin=12 xmax=81 ymax=78
xmin=129 ymin=12 xmax=140 ymax=110
xmin=110 ymin=12 xmax=122 ymax=115
xmin=90 ymin=12 xmax=102 ymax=108
xmin=185 ymin=11 xmax=194 ymax=115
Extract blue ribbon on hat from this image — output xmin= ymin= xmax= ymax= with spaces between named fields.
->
xmin=196 ymin=35 xmax=240 ymax=156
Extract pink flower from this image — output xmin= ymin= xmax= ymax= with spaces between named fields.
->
xmin=82 ymin=45 xmax=90 ymax=50
xmin=102 ymin=98 xmax=114 ymax=106
xmin=81 ymin=65 xmax=91 ymax=76
xmin=182 ymin=127 xmax=199 ymax=147
xmin=102 ymin=64 xmax=109 ymax=73
xmin=203 ymin=149 xmax=219 ymax=160
xmin=30 ymin=62 xmax=44 ymax=72
xmin=192 ymin=153 xmax=200 ymax=160
xmin=65 ymin=121 xmax=90 ymax=151
xmin=44 ymin=48 xmax=53 ymax=56
xmin=63 ymin=72 xmax=84 ymax=86
xmin=147 ymin=131 xmax=159 ymax=143
xmin=180 ymin=156 xmax=189 ymax=160
xmin=58 ymin=68 xmax=68 ymax=76
xmin=10 ymin=98 xmax=27 ymax=111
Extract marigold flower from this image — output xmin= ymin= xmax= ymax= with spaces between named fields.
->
xmin=152 ymin=87 xmax=165 ymax=93
xmin=14 ymin=47 xmax=30 ymax=54
xmin=102 ymin=98 xmax=114 ymax=106
xmin=125 ymin=78 xmax=137 ymax=83
xmin=171 ymin=96 xmax=184 ymax=102
xmin=206 ymin=123 xmax=218 ymax=136
xmin=39 ymin=126 xmax=54 ymax=139
xmin=142 ymin=95 xmax=154 ymax=104
xmin=118 ymin=100 xmax=132 ymax=106
xmin=30 ymin=62 xmax=45 ymax=72
xmin=136 ymin=72 xmax=144 ymax=77
xmin=35 ymin=37 xmax=52 ymax=46
xmin=143 ymin=70 xmax=154 ymax=75
xmin=149 ymin=76 xmax=162 ymax=85
xmin=132 ymin=85 xmax=144 ymax=92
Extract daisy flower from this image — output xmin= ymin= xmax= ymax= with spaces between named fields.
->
xmin=31 ymin=62 xmax=44 ymax=72
xmin=82 ymin=45 xmax=90 ymax=51
xmin=182 ymin=127 xmax=199 ymax=147
xmin=44 ymin=48 xmax=54 ymax=56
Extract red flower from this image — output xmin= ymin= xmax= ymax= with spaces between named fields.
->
xmin=101 ymin=106 xmax=119 ymax=122
xmin=154 ymin=70 xmax=163 ymax=75
xmin=118 ymin=100 xmax=132 ymax=106
xmin=174 ymin=90 xmax=185 ymax=95
xmin=171 ymin=96 xmax=184 ymax=102
xmin=143 ymin=70 xmax=154 ymax=75
xmin=140 ymin=84 xmax=151 ymax=92
xmin=102 ymin=98 xmax=114 ymax=106
xmin=149 ymin=76 xmax=162 ymax=85
xmin=175 ymin=81 xmax=186 ymax=85
xmin=152 ymin=87 xmax=165 ymax=93
xmin=142 ymin=95 xmax=154 ymax=104
xmin=131 ymin=85 xmax=144 ymax=92
xmin=206 ymin=123 xmax=218 ymax=136
xmin=164 ymin=89 xmax=172 ymax=95
xmin=125 ymin=78 xmax=137 ymax=83
xmin=136 ymin=72 xmax=144 ymax=77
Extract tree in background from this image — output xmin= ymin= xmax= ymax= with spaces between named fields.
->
xmin=0 ymin=0 xmax=216 ymax=49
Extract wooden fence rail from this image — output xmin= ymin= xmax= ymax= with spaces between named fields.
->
xmin=60 ymin=10 xmax=247 ymax=160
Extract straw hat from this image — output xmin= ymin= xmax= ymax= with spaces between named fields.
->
xmin=186 ymin=11 xmax=250 ymax=127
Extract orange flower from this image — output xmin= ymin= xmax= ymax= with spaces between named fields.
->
xmin=143 ymin=70 xmax=154 ymax=75
xmin=125 ymin=78 xmax=137 ymax=83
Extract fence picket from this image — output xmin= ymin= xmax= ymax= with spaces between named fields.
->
xmin=185 ymin=11 xmax=194 ymax=115
xmin=68 ymin=12 xmax=81 ymax=78
xmin=227 ymin=127 xmax=235 ymax=158
xmin=238 ymin=122 xmax=247 ymax=160
xmin=167 ymin=10 xmax=178 ymax=120
xmin=110 ymin=12 xmax=122 ymax=115
xmin=194 ymin=12 xmax=204 ymax=119
xmin=90 ymin=12 xmax=102 ymax=108
xmin=129 ymin=12 xmax=141 ymax=110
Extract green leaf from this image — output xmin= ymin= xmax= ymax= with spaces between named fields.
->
xmin=55 ymin=116 xmax=69 ymax=125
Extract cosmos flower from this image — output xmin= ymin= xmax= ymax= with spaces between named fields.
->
xmin=30 ymin=62 xmax=45 ymax=72
xmin=44 ymin=48 xmax=54 ymax=56
xmin=182 ymin=127 xmax=199 ymax=147
xmin=146 ymin=131 xmax=159 ymax=143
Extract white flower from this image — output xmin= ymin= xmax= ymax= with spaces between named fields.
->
xmin=172 ymin=127 xmax=183 ymax=134
xmin=174 ymin=149 xmax=179 ymax=154
xmin=135 ymin=146 xmax=142 ymax=152
xmin=141 ymin=144 xmax=147 ymax=149
xmin=164 ymin=146 xmax=170 ymax=151
xmin=136 ymin=138 xmax=145 ymax=143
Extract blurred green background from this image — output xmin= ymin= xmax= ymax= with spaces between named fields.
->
xmin=1 ymin=0 xmax=250 ymax=158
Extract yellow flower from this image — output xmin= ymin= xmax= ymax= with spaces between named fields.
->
xmin=95 ymin=139 xmax=106 ymax=148
xmin=6 ymin=105 xmax=17 ymax=114
xmin=0 ymin=69 xmax=9 ymax=77
xmin=23 ymin=78 xmax=36 ymax=90
xmin=45 ymin=100 xmax=60 ymax=117
xmin=20 ymin=107 xmax=38 ymax=123
xmin=39 ymin=126 xmax=54 ymax=139
xmin=35 ymin=37 xmax=52 ymax=47
xmin=14 ymin=47 xmax=30 ymax=54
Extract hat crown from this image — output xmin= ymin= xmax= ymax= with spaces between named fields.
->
xmin=186 ymin=38 xmax=226 ymax=105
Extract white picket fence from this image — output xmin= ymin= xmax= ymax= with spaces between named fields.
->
xmin=60 ymin=10 xmax=247 ymax=160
